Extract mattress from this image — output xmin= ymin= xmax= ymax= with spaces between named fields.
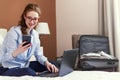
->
xmin=0 ymin=71 xmax=120 ymax=80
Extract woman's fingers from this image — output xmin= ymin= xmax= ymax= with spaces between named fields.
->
xmin=21 ymin=41 xmax=26 ymax=46
xmin=47 ymin=64 xmax=59 ymax=73
xmin=22 ymin=43 xmax=31 ymax=49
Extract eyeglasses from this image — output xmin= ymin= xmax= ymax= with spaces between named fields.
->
xmin=25 ymin=16 xmax=39 ymax=22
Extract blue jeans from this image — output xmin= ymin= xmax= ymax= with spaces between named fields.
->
xmin=0 ymin=61 xmax=48 ymax=76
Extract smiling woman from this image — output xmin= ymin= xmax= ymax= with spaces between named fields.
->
xmin=0 ymin=0 xmax=57 ymax=62
xmin=0 ymin=3 xmax=58 ymax=76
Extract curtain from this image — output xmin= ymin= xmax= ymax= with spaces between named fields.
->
xmin=98 ymin=0 xmax=120 ymax=71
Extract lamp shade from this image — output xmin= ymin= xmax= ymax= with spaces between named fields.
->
xmin=36 ymin=22 xmax=50 ymax=35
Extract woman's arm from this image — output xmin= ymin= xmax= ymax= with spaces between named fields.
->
xmin=33 ymin=31 xmax=58 ymax=72
xmin=1 ymin=27 xmax=31 ymax=68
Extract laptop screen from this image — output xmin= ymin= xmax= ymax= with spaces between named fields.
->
xmin=59 ymin=49 xmax=78 ymax=76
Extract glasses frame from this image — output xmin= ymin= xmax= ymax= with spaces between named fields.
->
xmin=25 ymin=16 xmax=39 ymax=22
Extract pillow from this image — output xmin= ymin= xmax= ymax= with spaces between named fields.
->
xmin=0 ymin=44 xmax=2 ymax=64
xmin=0 ymin=28 xmax=7 ymax=64
xmin=0 ymin=36 xmax=3 ymax=64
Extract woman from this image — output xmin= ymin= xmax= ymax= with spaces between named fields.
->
xmin=0 ymin=3 xmax=58 ymax=76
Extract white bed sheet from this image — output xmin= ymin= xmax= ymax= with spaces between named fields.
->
xmin=0 ymin=71 xmax=120 ymax=80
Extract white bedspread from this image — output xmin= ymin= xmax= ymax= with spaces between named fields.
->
xmin=0 ymin=71 xmax=120 ymax=80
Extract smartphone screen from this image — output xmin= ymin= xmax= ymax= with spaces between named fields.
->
xmin=22 ymin=35 xmax=31 ymax=46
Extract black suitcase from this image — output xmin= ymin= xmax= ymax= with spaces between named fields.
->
xmin=80 ymin=58 xmax=118 ymax=70
xmin=78 ymin=35 xmax=119 ymax=71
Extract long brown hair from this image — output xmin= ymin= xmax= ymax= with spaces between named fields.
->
xmin=18 ymin=3 xmax=41 ymax=35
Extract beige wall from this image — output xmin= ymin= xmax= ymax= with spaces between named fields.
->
xmin=56 ymin=0 xmax=99 ymax=57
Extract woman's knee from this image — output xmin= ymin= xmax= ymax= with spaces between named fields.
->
xmin=23 ymin=68 xmax=36 ymax=76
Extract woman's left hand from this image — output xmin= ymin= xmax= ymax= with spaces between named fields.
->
xmin=45 ymin=61 xmax=59 ymax=73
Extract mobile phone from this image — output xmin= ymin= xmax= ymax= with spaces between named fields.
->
xmin=22 ymin=35 xmax=31 ymax=46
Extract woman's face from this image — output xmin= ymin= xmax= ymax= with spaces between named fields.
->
xmin=24 ymin=11 xmax=39 ymax=30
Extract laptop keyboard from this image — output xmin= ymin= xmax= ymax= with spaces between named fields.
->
xmin=38 ymin=71 xmax=59 ymax=77
xmin=42 ymin=73 xmax=58 ymax=77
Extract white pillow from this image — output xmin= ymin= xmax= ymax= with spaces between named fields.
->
xmin=0 ymin=29 xmax=7 ymax=64
xmin=0 ymin=36 xmax=4 ymax=45
xmin=0 ymin=44 xmax=2 ymax=64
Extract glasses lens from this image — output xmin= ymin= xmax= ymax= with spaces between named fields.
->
xmin=26 ymin=16 xmax=38 ymax=22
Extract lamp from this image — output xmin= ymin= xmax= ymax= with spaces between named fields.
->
xmin=36 ymin=22 xmax=50 ymax=35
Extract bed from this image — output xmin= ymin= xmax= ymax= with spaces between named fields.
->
xmin=0 ymin=71 xmax=120 ymax=80
xmin=0 ymin=31 xmax=120 ymax=80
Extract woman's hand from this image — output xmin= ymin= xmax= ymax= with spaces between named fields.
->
xmin=12 ymin=41 xmax=32 ymax=58
xmin=45 ymin=61 xmax=59 ymax=73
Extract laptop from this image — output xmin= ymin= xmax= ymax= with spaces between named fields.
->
xmin=38 ymin=49 xmax=78 ymax=77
